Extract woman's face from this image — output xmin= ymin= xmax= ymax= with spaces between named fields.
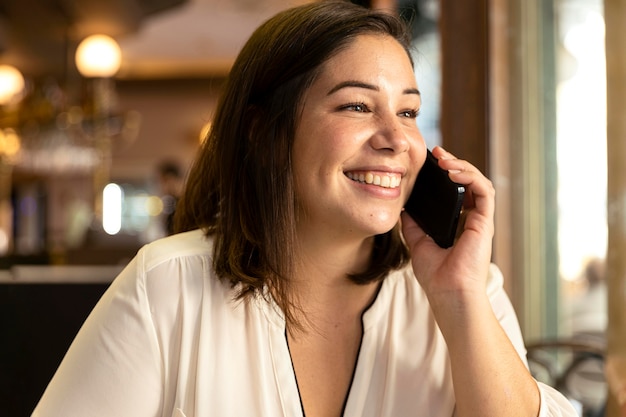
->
xmin=292 ymin=34 xmax=426 ymax=240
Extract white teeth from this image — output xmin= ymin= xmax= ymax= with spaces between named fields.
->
xmin=346 ymin=171 xmax=401 ymax=188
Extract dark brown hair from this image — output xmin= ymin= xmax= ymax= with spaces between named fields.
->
xmin=175 ymin=0 xmax=413 ymax=327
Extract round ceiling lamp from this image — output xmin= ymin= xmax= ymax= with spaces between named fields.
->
xmin=75 ymin=34 xmax=122 ymax=78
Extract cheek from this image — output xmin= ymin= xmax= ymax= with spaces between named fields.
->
xmin=403 ymin=136 xmax=427 ymax=194
xmin=294 ymin=125 xmax=346 ymax=166
xmin=408 ymin=135 xmax=427 ymax=168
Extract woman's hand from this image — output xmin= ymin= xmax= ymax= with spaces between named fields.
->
xmin=400 ymin=146 xmax=495 ymax=307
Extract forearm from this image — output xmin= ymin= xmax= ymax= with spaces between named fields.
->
xmin=431 ymin=292 xmax=540 ymax=417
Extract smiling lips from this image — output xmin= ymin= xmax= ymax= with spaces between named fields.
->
xmin=345 ymin=171 xmax=401 ymax=188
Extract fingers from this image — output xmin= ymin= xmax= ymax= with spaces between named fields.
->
xmin=431 ymin=146 xmax=495 ymax=237
xmin=431 ymin=147 xmax=493 ymax=203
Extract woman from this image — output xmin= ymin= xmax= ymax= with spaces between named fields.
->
xmin=34 ymin=1 xmax=577 ymax=416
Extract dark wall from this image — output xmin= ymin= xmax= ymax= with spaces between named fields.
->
xmin=0 ymin=283 xmax=109 ymax=416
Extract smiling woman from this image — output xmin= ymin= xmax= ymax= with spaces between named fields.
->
xmin=33 ymin=2 xmax=577 ymax=417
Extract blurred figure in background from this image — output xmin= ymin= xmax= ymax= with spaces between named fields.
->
xmin=568 ymin=257 xmax=607 ymax=342
xmin=156 ymin=160 xmax=184 ymax=236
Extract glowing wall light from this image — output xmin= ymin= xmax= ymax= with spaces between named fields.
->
xmin=102 ymin=183 xmax=122 ymax=235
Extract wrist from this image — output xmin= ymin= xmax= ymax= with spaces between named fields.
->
xmin=427 ymin=290 xmax=493 ymax=339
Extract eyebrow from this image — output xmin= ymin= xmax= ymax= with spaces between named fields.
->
xmin=326 ymin=80 xmax=421 ymax=96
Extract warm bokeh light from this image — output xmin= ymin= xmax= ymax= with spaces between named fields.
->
xmin=0 ymin=65 xmax=25 ymax=105
xmin=0 ymin=229 xmax=8 ymax=255
xmin=199 ymin=121 xmax=212 ymax=144
xmin=0 ymin=128 xmax=21 ymax=158
xmin=75 ymin=35 xmax=122 ymax=78
xmin=145 ymin=195 xmax=164 ymax=216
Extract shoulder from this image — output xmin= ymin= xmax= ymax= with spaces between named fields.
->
xmin=137 ymin=229 xmax=214 ymax=273
xmin=127 ymin=229 xmax=227 ymax=312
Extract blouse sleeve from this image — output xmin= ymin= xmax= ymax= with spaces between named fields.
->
xmin=486 ymin=264 xmax=579 ymax=416
xmin=32 ymin=248 xmax=163 ymax=417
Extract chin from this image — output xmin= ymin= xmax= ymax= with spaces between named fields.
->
xmin=362 ymin=214 xmax=399 ymax=235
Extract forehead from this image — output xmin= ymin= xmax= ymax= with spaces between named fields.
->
xmin=313 ymin=34 xmax=416 ymax=89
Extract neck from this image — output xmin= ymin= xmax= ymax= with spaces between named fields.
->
xmin=290 ymin=233 xmax=379 ymax=329
xmin=294 ymin=230 xmax=374 ymax=282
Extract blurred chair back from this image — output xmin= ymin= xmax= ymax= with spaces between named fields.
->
xmin=526 ymin=338 xmax=606 ymax=417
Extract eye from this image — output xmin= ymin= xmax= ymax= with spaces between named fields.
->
xmin=340 ymin=102 xmax=370 ymax=113
xmin=399 ymin=109 xmax=420 ymax=119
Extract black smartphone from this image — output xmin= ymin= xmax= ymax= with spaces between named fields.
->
xmin=404 ymin=149 xmax=465 ymax=248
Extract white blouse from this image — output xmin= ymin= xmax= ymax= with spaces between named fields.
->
xmin=33 ymin=229 xmax=577 ymax=417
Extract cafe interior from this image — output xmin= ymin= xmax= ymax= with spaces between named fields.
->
xmin=0 ymin=0 xmax=624 ymax=415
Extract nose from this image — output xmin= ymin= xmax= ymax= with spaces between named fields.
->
xmin=369 ymin=114 xmax=412 ymax=153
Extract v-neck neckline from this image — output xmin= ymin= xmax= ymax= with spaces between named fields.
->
xmin=256 ymin=276 xmax=391 ymax=416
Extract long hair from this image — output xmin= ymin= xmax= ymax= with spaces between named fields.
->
xmin=175 ymin=0 xmax=413 ymax=328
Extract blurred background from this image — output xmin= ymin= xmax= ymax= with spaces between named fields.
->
xmin=0 ymin=0 xmax=623 ymax=416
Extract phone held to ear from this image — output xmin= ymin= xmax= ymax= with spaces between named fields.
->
xmin=404 ymin=149 xmax=465 ymax=248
